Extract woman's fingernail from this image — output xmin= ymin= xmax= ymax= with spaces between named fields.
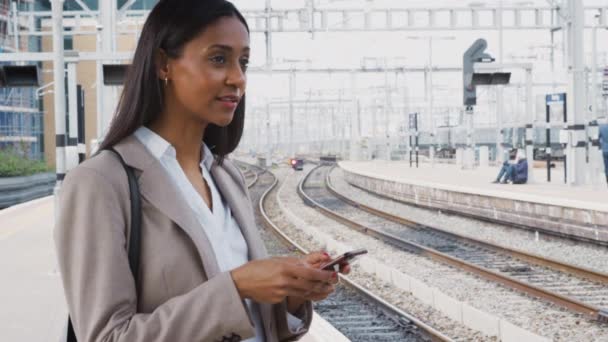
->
xmin=323 ymin=252 xmax=330 ymax=257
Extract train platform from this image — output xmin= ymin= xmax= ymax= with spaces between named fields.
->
xmin=338 ymin=160 xmax=608 ymax=244
xmin=0 ymin=196 xmax=348 ymax=341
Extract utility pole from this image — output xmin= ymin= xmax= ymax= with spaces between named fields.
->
xmin=265 ymin=101 xmax=271 ymax=167
xmin=383 ymin=63 xmax=391 ymax=160
xmin=265 ymin=0 xmax=273 ymax=70
xmin=288 ymin=71 xmax=295 ymax=158
xmin=349 ymin=71 xmax=360 ymax=160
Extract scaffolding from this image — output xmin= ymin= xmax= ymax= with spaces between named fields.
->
xmin=0 ymin=0 xmax=42 ymax=161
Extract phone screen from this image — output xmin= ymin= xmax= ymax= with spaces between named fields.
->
xmin=321 ymin=248 xmax=368 ymax=271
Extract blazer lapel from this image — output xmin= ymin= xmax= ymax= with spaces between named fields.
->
xmin=113 ymin=135 xmax=221 ymax=279
xmin=210 ymin=162 xmax=268 ymax=261
xmin=211 ymin=161 xmax=275 ymax=338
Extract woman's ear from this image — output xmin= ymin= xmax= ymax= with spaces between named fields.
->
xmin=155 ymin=49 xmax=170 ymax=81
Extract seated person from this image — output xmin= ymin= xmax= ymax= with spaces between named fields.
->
xmin=492 ymin=149 xmax=517 ymax=184
xmin=511 ymin=155 xmax=528 ymax=184
xmin=493 ymin=149 xmax=528 ymax=184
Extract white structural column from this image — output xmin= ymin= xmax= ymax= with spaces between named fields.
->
xmin=66 ymin=59 xmax=79 ymax=171
xmin=566 ymin=0 xmax=587 ymax=185
xmin=99 ymin=0 xmax=117 ymax=138
xmin=95 ymin=24 xmax=104 ymax=140
xmin=589 ymin=15 xmax=603 ymax=185
xmin=52 ymin=0 xmax=66 ymax=197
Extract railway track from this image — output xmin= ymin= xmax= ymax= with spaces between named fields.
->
xmin=238 ymin=162 xmax=451 ymax=342
xmin=234 ymin=161 xmax=258 ymax=188
xmin=299 ymin=164 xmax=608 ymax=322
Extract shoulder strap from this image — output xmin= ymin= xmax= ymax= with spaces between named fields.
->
xmin=66 ymin=148 xmax=142 ymax=342
xmin=107 ymin=147 xmax=142 ymax=285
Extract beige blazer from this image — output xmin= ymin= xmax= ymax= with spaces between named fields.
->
xmin=54 ymin=135 xmax=313 ymax=342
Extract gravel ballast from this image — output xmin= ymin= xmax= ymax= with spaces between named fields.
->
xmin=274 ymin=166 xmax=608 ymax=341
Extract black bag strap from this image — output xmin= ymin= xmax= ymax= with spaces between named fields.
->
xmin=66 ymin=148 xmax=142 ymax=342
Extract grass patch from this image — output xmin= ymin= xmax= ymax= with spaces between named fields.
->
xmin=0 ymin=148 xmax=51 ymax=177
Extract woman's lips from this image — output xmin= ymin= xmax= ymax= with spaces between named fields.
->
xmin=216 ymin=97 xmax=238 ymax=110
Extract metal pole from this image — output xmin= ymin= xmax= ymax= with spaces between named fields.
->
xmin=95 ymin=25 xmax=104 ymax=143
xmin=265 ymin=101 xmax=271 ymax=167
xmin=77 ymin=85 xmax=86 ymax=163
xmin=566 ymin=0 xmax=587 ymax=185
xmin=496 ymin=86 xmax=504 ymax=163
xmin=428 ymin=38 xmax=436 ymax=166
xmin=349 ymin=71 xmax=359 ymax=160
xmin=525 ymin=68 xmax=535 ymax=183
xmin=66 ymin=61 xmax=79 ymax=171
xmin=546 ymin=99 xmax=551 ymax=182
xmin=52 ymin=0 xmax=67 ymax=197
xmin=590 ymin=17 xmax=602 ymax=185
xmin=466 ymin=106 xmax=475 ymax=169
xmin=415 ymin=113 xmax=419 ymax=168
xmin=550 ymin=29 xmax=556 ymax=91
xmin=289 ymin=71 xmax=295 ymax=158
xmin=592 ymin=22 xmax=598 ymax=121
xmin=265 ymin=0 xmax=273 ymax=70
xmin=497 ymin=1 xmax=505 ymax=164
xmin=384 ymin=64 xmax=390 ymax=160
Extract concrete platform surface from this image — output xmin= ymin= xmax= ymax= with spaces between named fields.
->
xmin=339 ymin=161 xmax=608 ymax=243
xmin=0 ymin=196 xmax=67 ymax=342
xmin=340 ymin=161 xmax=607 ymax=212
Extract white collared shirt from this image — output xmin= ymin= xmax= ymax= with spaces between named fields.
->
xmin=134 ymin=127 xmax=302 ymax=341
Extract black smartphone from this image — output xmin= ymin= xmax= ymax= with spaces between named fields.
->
xmin=321 ymin=248 xmax=368 ymax=271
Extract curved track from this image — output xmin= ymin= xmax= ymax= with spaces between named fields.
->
xmin=238 ymin=162 xmax=452 ymax=341
xmin=300 ymin=165 xmax=608 ymax=322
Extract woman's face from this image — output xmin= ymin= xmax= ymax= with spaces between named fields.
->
xmin=166 ymin=16 xmax=249 ymax=127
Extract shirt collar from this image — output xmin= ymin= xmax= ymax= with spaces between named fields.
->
xmin=200 ymin=143 xmax=214 ymax=171
xmin=134 ymin=126 xmax=214 ymax=171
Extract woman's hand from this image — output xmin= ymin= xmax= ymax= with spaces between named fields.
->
xmin=286 ymin=251 xmax=352 ymax=313
xmin=306 ymin=251 xmax=351 ymax=275
xmin=230 ymin=255 xmax=335 ymax=305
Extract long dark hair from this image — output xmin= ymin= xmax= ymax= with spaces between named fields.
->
xmin=98 ymin=0 xmax=249 ymax=165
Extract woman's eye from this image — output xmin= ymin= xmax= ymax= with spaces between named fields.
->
xmin=240 ymin=58 xmax=250 ymax=70
xmin=210 ymin=55 xmax=226 ymax=64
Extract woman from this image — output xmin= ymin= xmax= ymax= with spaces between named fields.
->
xmin=54 ymin=1 xmax=348 ymax=341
